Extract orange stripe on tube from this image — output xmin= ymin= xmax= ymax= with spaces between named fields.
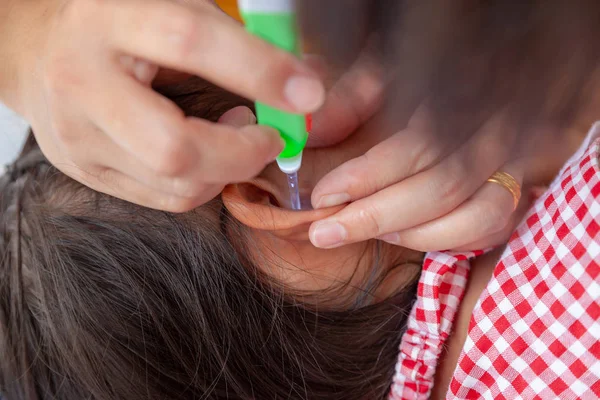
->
xmin=215 ymin=0 xmax=243 ymax=22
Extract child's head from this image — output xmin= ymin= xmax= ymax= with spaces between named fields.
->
xmin=0 ymin=78 xmax=421 ymax=399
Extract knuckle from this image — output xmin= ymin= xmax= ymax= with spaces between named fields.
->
xmin=358 ymin=204 xmax=384 ymax=237
xmin=365 ymin=139 xmax=396 ymax=161
xmin=171 ymin=178 xmax=206 ymax=199
xmin=408 ymin=137 xmax=440 ymax=173
xmin=148 ymin=113 xmax=191 ymax=176
xmin=62 ymin=0 xmax=105 ymax=31
xmin=477 ymin=201 xmax=510 ymax=236
xmin=357 ymin=153 xmax=386 ymax=195
xmin=230 ymin=128 xmax=273 ymax=176
xmin=152 ymin=137 xmax=192 ymax=177
xmin=159 ymin=196 xmax=198 ymax=213
xmin=167 ymin=12 xmax=202 ymax=64
xmin=438 ymin=176 xmax=463 ymax=202
xmin=430 ymin=161 xmax=469 ymax=205
xmin=324 ymin=163 xmax=368 ymax=199
xmin=243 ymin=128 xmax=272 ymax=156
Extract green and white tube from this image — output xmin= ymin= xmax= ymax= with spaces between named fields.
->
xmin=238 ymin=0 xmax=307 ymax=174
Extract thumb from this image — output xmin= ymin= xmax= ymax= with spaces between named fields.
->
xmin=218 ymin=106 xmax=257 ymax=127
xmin=307 ymin=55 xmax=383 ymax=148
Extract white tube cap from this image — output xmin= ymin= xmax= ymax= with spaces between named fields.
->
xmin=276 ymin=153 xmax=302 ymax=174
xmin=238 ymin=0 xmax=294 ymax=13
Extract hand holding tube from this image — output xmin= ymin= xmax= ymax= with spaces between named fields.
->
xmin=0 ymin=0 xmax=325 ymax=211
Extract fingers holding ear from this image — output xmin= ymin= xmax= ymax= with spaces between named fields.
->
xmin=377 ymin=163 xmax=525 ymax=252
xmin=308 ymin=114 xmax=517 ymax=250
xmin=311 ymin=109 xmax=439 ymax=209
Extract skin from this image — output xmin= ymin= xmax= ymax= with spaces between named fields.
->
xmin=0 ymin=0 xmax=559 ymax=254
xmin=206 ymin=84 xmax=579 ymax=303
xmin=0 ymin=0 xmax=325 ymax=212
xmin=0 ymin=0 xmax=577 ymax=255
xmin=3 ymin=0 xmax=598 ymax=256
xmin=304 ymin=49 xmax=600 ymax=253
xmin=2 ymin=0 xmax=596 ymax=391
xmin=220 ymin=106 xmax=424 ymax=305
xmin=217 ymin=101 xmax=591 ymax=394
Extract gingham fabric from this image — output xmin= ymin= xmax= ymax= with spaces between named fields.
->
xmin=389 ymin=124 xmax=600 ymax=399
xmin=388 ymin=251 xmax=482 ymax=399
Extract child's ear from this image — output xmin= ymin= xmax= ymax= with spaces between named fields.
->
xmin=222 ymin=183 xmax=343 ymax=238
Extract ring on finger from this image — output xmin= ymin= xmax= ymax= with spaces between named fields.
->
xmin=486 ymin=171 xmax=521 ymax=210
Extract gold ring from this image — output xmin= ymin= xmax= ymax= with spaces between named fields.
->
xmin=487 ymin=171 xmax=521 ymax=210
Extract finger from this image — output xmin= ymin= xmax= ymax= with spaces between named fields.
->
xmin=218 ymin=105 xmax=257 ymax=126
xmin=308 ymin=115 xmax=515 ymax=248
xmin=119 ymin=55 xmax=159 ymax=85
xmin=451 ymin=219 xmax=519 ymax=253
xmin=60 ymin=162 xmax=222 ymax=212
xmin=56 ymin=118 xmax=214 ymax=200
xmin=85 ymin=67 xmax=283 ymax=185
xmin=103 ymin=0 xmax=325 ymax=113
xmin=312 ymin=107 xmax=439 ymax=208
xmin=57 ymin=105 xmax=266 ymax=208
xmin=81 ymin=66 xmax=197 ymax=178
xmin=377 ymin=164 xmax=524 ymax=252
xmin=186 ymin=116 xmax=284 ymax=183
xmin=307 ymin=51 xmax=384 ymax=148
xmin=452 ymin=184 xmax=541 ymax=252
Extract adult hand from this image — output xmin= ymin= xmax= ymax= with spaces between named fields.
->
xmin=307 ymin=59 xmax=532 ymax=252
xmin=3 ymin=0 xmax=324 ymax=212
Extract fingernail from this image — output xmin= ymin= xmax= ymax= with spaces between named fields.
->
xmin=219 ymin=106 xmax=255 ymax=127
xmin=310 ymin=221 xmax=347 ymax=248
xmin=316 ymin=193 xmax=351 ymax=208
xmin=133 ymin=59 xmax=157 ymax=84
xmin=247 ymin=111 xmax=257 ymax=125
xmin=284 ymin=75 xmax=325 ymax=112
xmin=378 ymin=232 xmax=401 ymax=245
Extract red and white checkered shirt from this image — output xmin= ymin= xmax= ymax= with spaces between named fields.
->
xmin=389 ymin=124 xmax=600 ymax=399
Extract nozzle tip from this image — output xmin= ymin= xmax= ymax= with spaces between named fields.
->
xmin=276 ymin=153 xmax=302 ymax=174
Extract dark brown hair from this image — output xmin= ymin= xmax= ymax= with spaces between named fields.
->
xmin=0 ymin=78 xmax=419 ymax=399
